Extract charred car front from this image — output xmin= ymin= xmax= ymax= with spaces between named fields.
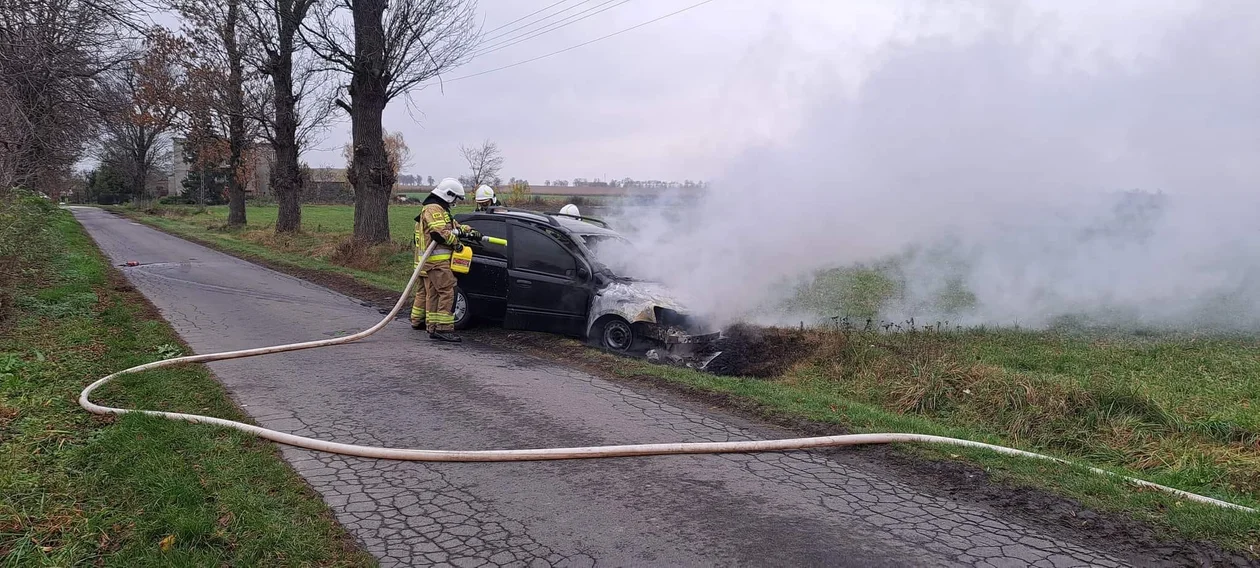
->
xmin=448 ymin=208 xmax=719 ymax=363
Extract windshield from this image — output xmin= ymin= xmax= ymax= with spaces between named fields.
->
xmin=577 ymin=233 xmax=640 ymax=278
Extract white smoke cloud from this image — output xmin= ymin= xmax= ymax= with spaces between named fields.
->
xmin=595 ymin=0 xmax=1260 ymax=331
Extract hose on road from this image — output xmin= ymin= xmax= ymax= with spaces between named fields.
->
xmin=79 ymin=241 xmax=1256 ymax=514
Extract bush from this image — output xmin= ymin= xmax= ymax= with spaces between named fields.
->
xmin=0 ymin=190 xmax=58 ymax=323
xmin=95 ymin=194 xmax=130 ymax=205
xmin=247 ymin=194 xmax=277 ymax=206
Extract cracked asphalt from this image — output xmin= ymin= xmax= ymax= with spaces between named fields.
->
xmin=73 ymin=207 xmax=1146 ymax=567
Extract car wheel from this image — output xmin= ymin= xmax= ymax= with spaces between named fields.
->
xmin=599 ymin=317 xmax=635 ymax=352
xmin=452 ymin=287 xmax=475 ymax=330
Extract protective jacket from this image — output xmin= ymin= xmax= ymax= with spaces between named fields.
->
xmin=414 ymin=194 xmax=466 ymax=264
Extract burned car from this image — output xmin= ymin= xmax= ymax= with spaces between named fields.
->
xmin=449 ymin=208 xmax=719 ymax=364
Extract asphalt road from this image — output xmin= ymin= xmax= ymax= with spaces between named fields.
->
xmin=73 ymin=207 xmax=1135 ymax=567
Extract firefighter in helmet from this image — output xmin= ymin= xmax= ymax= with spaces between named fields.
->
xmin=474 ymin=185 xmax=500 ymax=211
xmin=411 ymin=178 xmax=480 ymax=342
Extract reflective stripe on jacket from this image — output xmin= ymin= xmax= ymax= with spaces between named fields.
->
xmin=417 ymin=202 xmax=460 ymax=262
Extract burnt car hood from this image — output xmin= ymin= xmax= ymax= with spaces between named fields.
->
xmin=586 ymin=279 xmax=716 ymax=341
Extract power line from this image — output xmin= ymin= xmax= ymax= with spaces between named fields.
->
xmin=469 ymin=0 xmax=631 ymax=59
xmin=447 ymin=0 xmax=721 ymax=84
xmin=471 ymin=0 xmax=628 ymax=58
xmin=481 ymin=0 xmax=576 ymax=37
xmin=478 ymin=0 xmax=599 ymax=46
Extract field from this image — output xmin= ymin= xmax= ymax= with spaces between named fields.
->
xmin=0 ymin=198 xmax=372 ymax=565
xmin=113 ymin=203 xmax=1260 ymax=552
xmin=178 ymin=203 xmax=463 ymax=243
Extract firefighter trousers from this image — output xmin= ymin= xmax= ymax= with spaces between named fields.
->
xmin=410 ymin=272 xmax=428 ymax=326
xmin=422 ymin=260 xmax=457 ymax=333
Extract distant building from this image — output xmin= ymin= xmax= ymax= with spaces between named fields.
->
xmin=169 ymin=137 xmax=275 ymax=197
xmin=307 ymin=167 xmax=347 ymax=183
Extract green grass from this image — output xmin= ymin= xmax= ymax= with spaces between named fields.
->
xmin=115 ymin=203 xmax=1260 ymax=553
xmin=0 ymin=208 xmax=373 ymax=566
xmin=167 ymin=203 xmax=471 ymax=244
xmin=114 ymin=204 xmax=440 ymax=292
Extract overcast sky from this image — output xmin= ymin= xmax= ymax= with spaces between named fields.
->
xmin=287 ymin=0 xmax=1210 ymax=183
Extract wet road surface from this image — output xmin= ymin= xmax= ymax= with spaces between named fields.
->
xmin=72 ymin=207 xmax=1139 ymax=567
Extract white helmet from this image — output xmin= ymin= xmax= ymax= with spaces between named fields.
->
xmin=431 ymin=178 xmax=465 ymax=204
xmin=559 ymin=203 xmax=579 ymax=217
xmin=475 ymin=185 xmax=495 ymax=203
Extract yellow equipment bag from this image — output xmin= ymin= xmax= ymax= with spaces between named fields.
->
xmin=451 ymin=245 xmax=473 ymax=274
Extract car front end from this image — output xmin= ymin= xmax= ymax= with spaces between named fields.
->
xmin=586 ymin=279 xmax=722 ymax=369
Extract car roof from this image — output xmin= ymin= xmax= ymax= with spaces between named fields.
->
xmin=458 ymin=208 xmax=622 ymax=237
xmin=553 ymin=215 xmax=620 ymax=237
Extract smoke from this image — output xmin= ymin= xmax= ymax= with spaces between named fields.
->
xmin=595 ymin=1 xmax=1260 ymax=332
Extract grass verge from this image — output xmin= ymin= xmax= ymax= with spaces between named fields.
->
xmin=0 ymin=204 xmax=374 ymax=566
xmin=113 ymin=203 xmax=1260 ymax=554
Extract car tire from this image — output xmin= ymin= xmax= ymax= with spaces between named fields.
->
xmin=452 ymin=286 xmax=475 ymax=330
xmin=598 ymin=316 xmax=635 ymax=353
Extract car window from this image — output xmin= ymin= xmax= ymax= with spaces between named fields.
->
xmin=512 ymin=225 xmax=576 ymax=277
xmin=464 ymin=219 xmax=507 ymax=259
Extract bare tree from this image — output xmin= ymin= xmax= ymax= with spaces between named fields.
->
xmin=96 ymin=35 xmax=183 ymax=202
xmin=458 ymin=139 xmax=501 ymax=188
xmin=174 ymin=0 xmax=262 ymax=225
xmin=458 ymin=139 xmax=502 ymax=189
xmin=245 ymin=0 xmax=334 ymax=232
xmin=304 ymin=0 xmax=478 ymax=243
xmin=0 ymin=0 xmax=135 ymax=195
xmin=342 ymin=129 xmax=410 ymax=183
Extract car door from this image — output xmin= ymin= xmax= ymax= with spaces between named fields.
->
xmin=504 ymin=221 xmax=592 ymax=337
xmin=455 ymin=217 xmax=509 ymax=320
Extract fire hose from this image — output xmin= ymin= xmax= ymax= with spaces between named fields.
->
xmin=79 ymin=238 xmax=1255 ymax=514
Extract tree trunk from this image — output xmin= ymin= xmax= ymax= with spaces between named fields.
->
xmin=131 ymin=131 xmax=150 ymax=203
xmin=272 ymin=0 xmax=302 ymax=233
xmin=225 ymin=0 xmax=248 ymax=226
xmin=273 ymin=143 xmax=301 ymax=232
xmin=348 ymin=0 xmax=393 ymax=244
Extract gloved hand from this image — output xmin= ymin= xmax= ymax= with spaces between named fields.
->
xmin=465 ymin=228 xmax=482 ymax=240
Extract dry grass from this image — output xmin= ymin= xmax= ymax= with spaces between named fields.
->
xmin=324 ymin=237 xmax=409 ymax=272
xmin=715 ymin=325 xmax=1260 ymax=501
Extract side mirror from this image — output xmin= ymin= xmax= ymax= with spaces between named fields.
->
xmin=577 ymin=266 xmax=591 ymax=280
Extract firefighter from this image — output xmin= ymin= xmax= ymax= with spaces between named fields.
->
xmin=474 ymin=185 xmax=500 ymax=211
xmin=410 ymin=178 xmax=480 ymax=342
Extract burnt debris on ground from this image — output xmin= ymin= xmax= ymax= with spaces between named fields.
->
xmin=702 ymin=324 xmax=828 ymax=378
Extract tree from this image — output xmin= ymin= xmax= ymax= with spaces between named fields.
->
xmin=96 ymin=35 xmax=183 ymax=202
xmin=305 ymin=0 xmax=478 ymax=243
xmin=342 ymin=129 xmax=410 ymax=188
xmin=0 ymin=0 xmax=134 ymax=196
xmin=245 ymin=0 xmax=333 ymax=232
xmin=458 ymin=139 xmax=503 ymax=189
xmin=84 ymin=163 xmax=129 ymax=203
xmin=180 ymin=127 xmax=231 ymax=205
xmin=174 ymin=0 xmax=261 ymax=226
xmin=426 ymin=175 xmax=434 ymax=186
